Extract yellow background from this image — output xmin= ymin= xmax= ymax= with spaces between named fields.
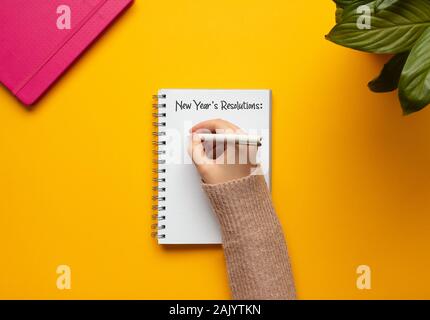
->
xmin=1 ymin=0 xmax=430 ymax=299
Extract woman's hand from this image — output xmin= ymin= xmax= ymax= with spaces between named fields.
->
xmin=188 ymin=119 xmax=261 ymax=184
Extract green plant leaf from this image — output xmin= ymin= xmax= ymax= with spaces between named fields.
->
xmin=334 ymin=0 xmax=353 ymax=8
xmin=336 ymin=7 xmax=344 ymax=23
xmin=334 ymin=0 xmax=365 ymax=8
xmin=335 ymin=0 xmax=374 ymax=22
xmin=326 ymin=0 xmax=430 ymax=54
xmin=374 ymin=0 xmax=399 ymax=11
xmin=399 ymin=28 xmax=430 ymax=115
xmin=368 ymin=52 xmax=409 ymax=92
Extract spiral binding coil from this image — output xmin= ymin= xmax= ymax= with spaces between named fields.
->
xmin=152 ymin=94 xmax=167 ymax=240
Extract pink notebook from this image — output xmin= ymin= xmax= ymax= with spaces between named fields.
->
xmin=0 ymin=0 xmax=133 ymax=105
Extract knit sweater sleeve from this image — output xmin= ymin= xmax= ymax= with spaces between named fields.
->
xmin=202 ymin=174 xmax=296 ymax=300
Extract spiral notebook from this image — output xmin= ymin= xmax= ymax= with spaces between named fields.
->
xmin=152 ymin=89 xmax=272 ymax=244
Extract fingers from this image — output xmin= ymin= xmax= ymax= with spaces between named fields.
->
xmin=224 ymin=139 xmax=236 ymax=165
xmin=234 ymin=144 xmax=259 ymax=165
xmin=190 ymin=119 xmax=245 ymax=134
xmin=188 ymin=119 xmax=257 ymax=168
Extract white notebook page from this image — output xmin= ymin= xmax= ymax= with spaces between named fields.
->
xmin=157 ymin=89 xmax=271 ymax=244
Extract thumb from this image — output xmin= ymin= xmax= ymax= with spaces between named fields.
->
xmin=188 ymin=134 xmax=211 ymax=166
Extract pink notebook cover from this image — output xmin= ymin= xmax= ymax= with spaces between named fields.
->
xmin=0 ymin=0 xmax=133 ymax=105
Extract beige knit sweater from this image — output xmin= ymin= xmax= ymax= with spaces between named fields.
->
xmin=202 ymin=174 xmax=296 ymax=300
